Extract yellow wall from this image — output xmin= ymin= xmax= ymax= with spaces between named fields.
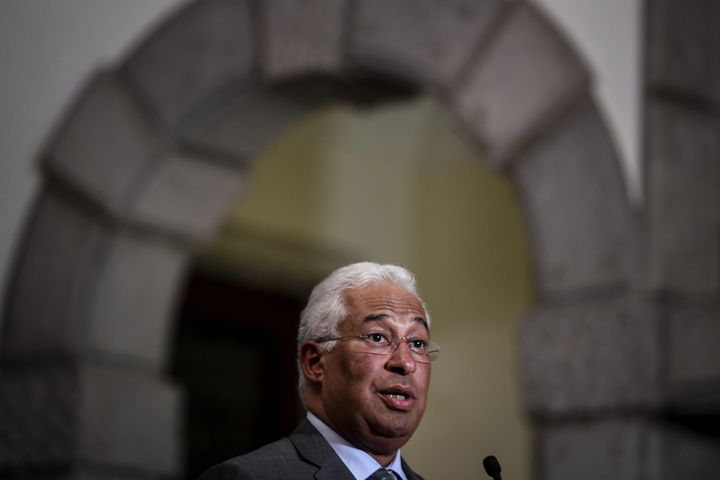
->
xmin=199 ymin=97 xmax=535 ymax=479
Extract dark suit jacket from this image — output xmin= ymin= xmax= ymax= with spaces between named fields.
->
xmin=198 ymin=418 xmax=425 ymax=480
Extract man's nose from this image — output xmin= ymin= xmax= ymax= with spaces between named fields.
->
xmin=385 ymin=340 xmax=417 ymax=375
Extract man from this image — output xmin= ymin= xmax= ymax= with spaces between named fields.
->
xmin=199 ymin=262 xmax=439 ymax=480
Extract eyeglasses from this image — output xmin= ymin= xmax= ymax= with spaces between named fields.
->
xmin=315 ymin=332 xmax=440 ymax=363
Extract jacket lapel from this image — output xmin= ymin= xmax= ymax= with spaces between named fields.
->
xmin=289 ymin=417 xmax=425 ymax=480
xmin=401 ymin=457 xmax=425 ymax=480
xmin=289 ymin=418 xmax=356 ymax=480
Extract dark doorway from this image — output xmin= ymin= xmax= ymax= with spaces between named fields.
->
xmin=171 ymin=268 xmax=307 ymax=479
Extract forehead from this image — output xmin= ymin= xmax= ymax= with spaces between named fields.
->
xmin=342 ymin=281 xmax=426 ymax=324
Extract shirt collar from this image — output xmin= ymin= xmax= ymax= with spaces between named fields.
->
xmin=306 ymin=411 xmax=407 ymax=480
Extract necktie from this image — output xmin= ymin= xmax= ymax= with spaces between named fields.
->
xmin=367 ymin=468 xmax=399 ymax=480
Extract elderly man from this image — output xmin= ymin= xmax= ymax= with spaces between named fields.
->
xmin=199 ymin=262 xmax=438 ymax=480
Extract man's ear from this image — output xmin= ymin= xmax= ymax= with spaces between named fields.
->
xmin=299 ymin=341 xmax=325 ymax=384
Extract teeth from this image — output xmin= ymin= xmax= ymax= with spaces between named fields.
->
xmin=386 ymin=393 xmax=408 ymax=400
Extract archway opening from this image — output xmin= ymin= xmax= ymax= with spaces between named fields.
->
xmin=169 ymin=88 xmax=535 ymax=479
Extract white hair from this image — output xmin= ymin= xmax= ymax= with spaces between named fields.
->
xmin=296 ymin=261 xmax=430 ymax=401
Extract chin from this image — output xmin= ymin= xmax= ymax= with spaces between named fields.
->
xmin=365 ymin=432 xmax=413 ymax=456
xmin=371 ymin=416 xmax=419 ymax=440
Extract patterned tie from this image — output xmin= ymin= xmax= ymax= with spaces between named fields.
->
xmin=366 ymin=468 xmax=400 ymax=480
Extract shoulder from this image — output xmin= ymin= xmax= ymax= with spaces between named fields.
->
xmin=198 ymin=437 xmax=311 ymax=480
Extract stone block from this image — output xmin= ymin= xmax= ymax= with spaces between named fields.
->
xmin=181 ymin=85 xmax=310 ymax=162
xmin=645 ymin=101 xmax=720 ymax=297
xmin=2 ymin=190 xmax=110 ymax=358
xmin=349 ymin=0 xmax=504 ymax=88
xmin=69 ymin=469 xmax=159 ymax=480
xmin=121 ymin=0 xmax=255 ymax=127
xmin=259 ymin=0 xmax=348 ymax=78
xmin=86 ymin=234 xmax=189 ymax=369
xmin=658 ymin=424 xmax=720 ymax=479
xmin=3 ymin=189 xmax=192 ymax=370
xmin=0 ymin=365 xmax=181 ymax=477
xmin=0 ymin=366 xmax=80 ymax=467
xmin=68 ymin=468 xmax=161 ymax=480
xmin=538 ymin=419 xmax=650 ymax=480
xmin=128 ymin=153 xmax=246 ymax=243
xmin=537 ymin=418 xmax=720 ymax=480
xmin=513 ymin=98 xmax=634 ymax=295
xmin=519 ymin=296 xmax=661 ymax=415
xmin=668 ymin=304 xmax=720 ymax=407
xmin=454 ymin=2 xmax=589 ymax=164
xmin=647 ymin=0 xmax=717 ymax=98
xmin=45 ymin=73 xmax=161 ymax=214
xmin=77 ymin=366 xmax=181 ymax=476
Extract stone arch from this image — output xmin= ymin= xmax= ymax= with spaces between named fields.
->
xmin=1 ymin=0 xmax=648 ymax=478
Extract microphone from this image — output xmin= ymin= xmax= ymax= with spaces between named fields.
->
xmin=483 ymin=455 xmax=502 ymax=480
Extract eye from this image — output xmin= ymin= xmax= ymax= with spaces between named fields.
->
xmin=408 ymin=338 xmax=428 ymax=352
xmin=366 ymin=332 xmax=390 ymax=345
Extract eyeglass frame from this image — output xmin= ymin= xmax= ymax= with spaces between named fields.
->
xmin=313 ymin=333 xmax=440 ymax=363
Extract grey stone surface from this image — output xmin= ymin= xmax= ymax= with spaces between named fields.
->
xmin=513 ymin=98 xmax=635 ymax=296
xmin=3 ymin=190 xmax=110 ymax=358
xmin=0 ymin=365 xmax=180 ymax=477
xmin=77 ymin=365 xmax=180 ymax=476
xmin=644 ymin=101 xmax=720 ymax=297
xmin=121 ymin=0 xmax=255 ymax=127
xmin=519 ymin=296 xmax=661 ymax=415
xmin=659 ymin=424 xmax=720 ymax=479
xmin=539 ymin=419 xmax=650 ymax=480
xmin=349 ymin=0 xmax=504 ymax=88
xmin=68 ymin=468 xmax=159 ymax=480
xmin=45 ymin=73 xmax=162 ymax=215
xmin=3 ymin=189 xmax=193 ymax=370
xmin=87 ymin=233 xmax=189 ymax=369
xmin=0 ymin=367 xmax=79 ymax=467
xmin=182 ymin=86 xmax=311 ymax=162
xmin=647 ymin=0 xmax=717 ymax=98
xmin=259 ymin=0 xmax=348 ymax=78
xmin=538 ymin=418 xmax=720 ymax=480
xmin=668 ymin=304 xmax=720 ymax=391
xmin=454 ymin=2 xmax=590 ymax=164
xmin=68 ymin=470 xmax=158 ymax=480
xmin=128 ymin=152 xmax=246 ymax=244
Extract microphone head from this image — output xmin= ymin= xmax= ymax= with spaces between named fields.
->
xmin=483 ymin=455 xmax=502 ymax=480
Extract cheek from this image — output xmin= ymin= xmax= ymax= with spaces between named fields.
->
xmin=346 ymin=356 xmax=378 ymax=382
xmin=424 ymin=366 xmax=432 ymax=385
xmin=338 ymin=354 xmax=384 ymax=390
xmin=415 ymin=367 xmax=432 ymax=398
xmin=425 ymin=366 xmax=433 ymax=385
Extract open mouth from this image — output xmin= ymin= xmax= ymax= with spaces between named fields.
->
xmin=378 ymin=386 xmax=415 ymax=410
xmin=384 ymin=393 xmax=410 ymax=401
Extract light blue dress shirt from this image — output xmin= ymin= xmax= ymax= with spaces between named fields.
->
xmin=307 ymin=411 xmax=408 ymax=480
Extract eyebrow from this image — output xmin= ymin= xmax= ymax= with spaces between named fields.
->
xmin=363 ymin=313 xmax=429 ymax=331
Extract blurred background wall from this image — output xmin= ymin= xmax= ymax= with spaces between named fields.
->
xmin=0 ymin=1 xmax=641 ymax=341
xmin=1 ymin=1 xmax=718 ymax=480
